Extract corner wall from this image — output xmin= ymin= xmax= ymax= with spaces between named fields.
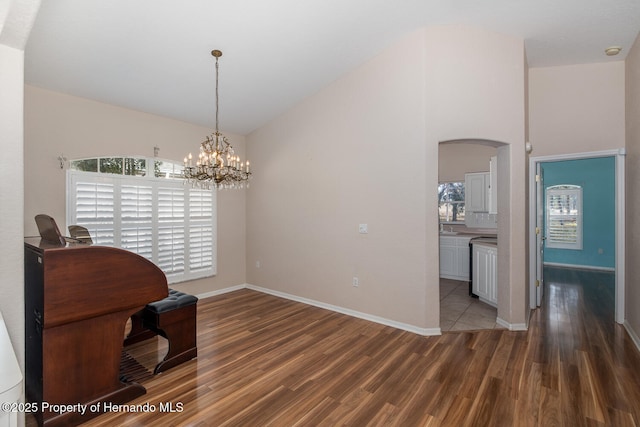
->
xmin=1 ymin=3 xmax=42 ymax=423
xmin=625 ymin=33 xmax=640 ymax=342
xmin=0 ymin=43 xmax=26 ymax=373
xmin=1 ymin=0 xmax=42 ymax=379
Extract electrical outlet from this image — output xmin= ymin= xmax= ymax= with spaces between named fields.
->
xmin=256 ymin=261 xmax=261 ymax=268
xmin=359 ymin=224 xmax=368 ymax=234
xmin=352 ymin=277 xmax=359 ymax=287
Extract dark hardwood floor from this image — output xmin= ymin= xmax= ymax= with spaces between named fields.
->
xmin=29 ymin=267 xmax=640 ymax=426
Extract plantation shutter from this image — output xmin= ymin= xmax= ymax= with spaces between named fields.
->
xmin=67 ymin=170 xmax=216 ymax=283
xmin=545 ymin=186 xmax=582 ymax=250
xmin=72 ymin=180 xmax=115 ymax=245
xmin=189 ymin=189 xmax=215 ymax=271
xmin=158 ymin=187 xmax=186 ymax=275
xmin=121 ymin=184 xmax=153 ymax=260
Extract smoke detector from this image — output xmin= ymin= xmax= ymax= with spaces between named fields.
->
xmin=605 ymin=46 xmax=622 ymax=56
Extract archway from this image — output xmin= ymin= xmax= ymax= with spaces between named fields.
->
xmin=438 ymin=138 xmax=510 ymax=331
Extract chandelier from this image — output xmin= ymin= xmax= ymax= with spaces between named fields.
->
xmin=183 ymin=49 xmax=251 ymax=189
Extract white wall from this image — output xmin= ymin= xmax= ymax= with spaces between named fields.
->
xmin=1 ymin=4 xmax=41 ymax=425
xmin=24 ymin=86 xmax=247 ymax=296
xmin=0 ymin=43 xmax=26 ymax=375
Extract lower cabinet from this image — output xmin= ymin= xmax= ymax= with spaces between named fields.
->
xmin=472 ymin=243 xmax=497 ymax=306
xmin=439 ymin=236 xmax=472 ymax=281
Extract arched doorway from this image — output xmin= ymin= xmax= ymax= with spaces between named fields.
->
xmin=438 ymin=139 xmax=509 ymax=331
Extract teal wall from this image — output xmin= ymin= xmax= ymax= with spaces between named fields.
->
xmin=542 ymin=157 xmax=615 ymax=269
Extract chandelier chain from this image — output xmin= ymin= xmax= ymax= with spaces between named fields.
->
xmin=215 ymin=56 xmax=219 ymax=134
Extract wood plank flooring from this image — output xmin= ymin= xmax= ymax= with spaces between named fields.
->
xmin=30 ymin=267 xmax=640 ymax=426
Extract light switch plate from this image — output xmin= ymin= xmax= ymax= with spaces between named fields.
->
xmin=359 ymin=224 xmax=368 ymax=234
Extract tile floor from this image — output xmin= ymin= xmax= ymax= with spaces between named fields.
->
xmin=439 ymin=278 xmax=504 ymax=332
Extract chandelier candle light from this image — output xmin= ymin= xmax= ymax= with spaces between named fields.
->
xmin=183 ymin=49 xmax=251 ymax=189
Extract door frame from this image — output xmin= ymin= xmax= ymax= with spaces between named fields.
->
xmin=528 ymin=148 xmax=626 ymax=323
xmin=534 ymin=161 xmax=544 ymax=307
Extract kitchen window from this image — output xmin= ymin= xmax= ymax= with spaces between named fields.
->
xmin=66 ymin=156 xmax=216 ymax=284
xmin=438 ymin=182 xmax=465 ymax=223
xmin=545 ymin=185 xmax=582 ymax=250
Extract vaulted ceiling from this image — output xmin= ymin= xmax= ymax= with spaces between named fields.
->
xmin=24 ymin=0 xmax=640 ymax=135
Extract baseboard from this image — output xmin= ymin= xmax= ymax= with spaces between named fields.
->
xmin=624 ymin=321 xmax=640 ymax=352
xmin=543 ymin=262 xmax=615 ymax=272
xmin=496 ymin=317 xmax=528 ymax=331
xmin=194 ymin=284 xmax=533 ymax=336
xmin=195 ymin=284 xmax=246 ymax=300
xmin=246 ymin=284 xmax=441 ymax=336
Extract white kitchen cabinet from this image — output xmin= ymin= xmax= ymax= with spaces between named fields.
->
xmin=465 ymin=172 xmax=490 ymax=213
xmin=472 ymin=243 xmax=497 ymax=307
xmin=439 ymin=235 xmax=472 ymax=281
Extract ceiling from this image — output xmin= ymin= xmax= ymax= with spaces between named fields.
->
xmin=24 ymin=0 xmax=640 ymax=135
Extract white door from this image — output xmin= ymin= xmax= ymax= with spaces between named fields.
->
xmin=535 ymin=163 xmax=545 ymax=306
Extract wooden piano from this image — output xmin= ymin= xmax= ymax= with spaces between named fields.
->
xmin=24 ymin=238 xmax=168 ymax=427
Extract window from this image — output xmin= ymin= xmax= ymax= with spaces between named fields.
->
xmin=545 ymin=185 xmax=582 ymax=250
xmin=66 ymin=156 xmax=216 ymax=284
xmin=438 ymin=182 xmax=465 ymax=223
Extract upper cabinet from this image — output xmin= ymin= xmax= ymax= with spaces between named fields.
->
xmin=465 ymin=172 xmax=490 ymax=212
xmin=464 ymin=156 xmax=497 ymax=228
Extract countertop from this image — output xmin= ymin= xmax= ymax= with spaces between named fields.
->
xmin=439 ymin=233 xmax=498 ymax=247
xmin=439 ymin=232 xmax=497 ymax=238
xmin=470 ymin=236 xmax=498 ymax=247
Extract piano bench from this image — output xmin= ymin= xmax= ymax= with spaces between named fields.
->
xmin=124 ymin=289 xmax=198 ymax=374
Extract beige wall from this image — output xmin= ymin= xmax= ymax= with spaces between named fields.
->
xmin=625 ymin=33 xmax=640 ymax=338
xmin=529 ymin=62 xmax=626 ymax=156
xmin=424 ymin=25 xmax=528 ymax=328
xmin=246 ymin=30 xmax=430 ymax=330
xmin=438 ymin=143 xmax=497 ymax=182
xmin=246 ymin=26 xmax=528 ymax=331
xmin=24 ymin=86 xmax=247 ymax=296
